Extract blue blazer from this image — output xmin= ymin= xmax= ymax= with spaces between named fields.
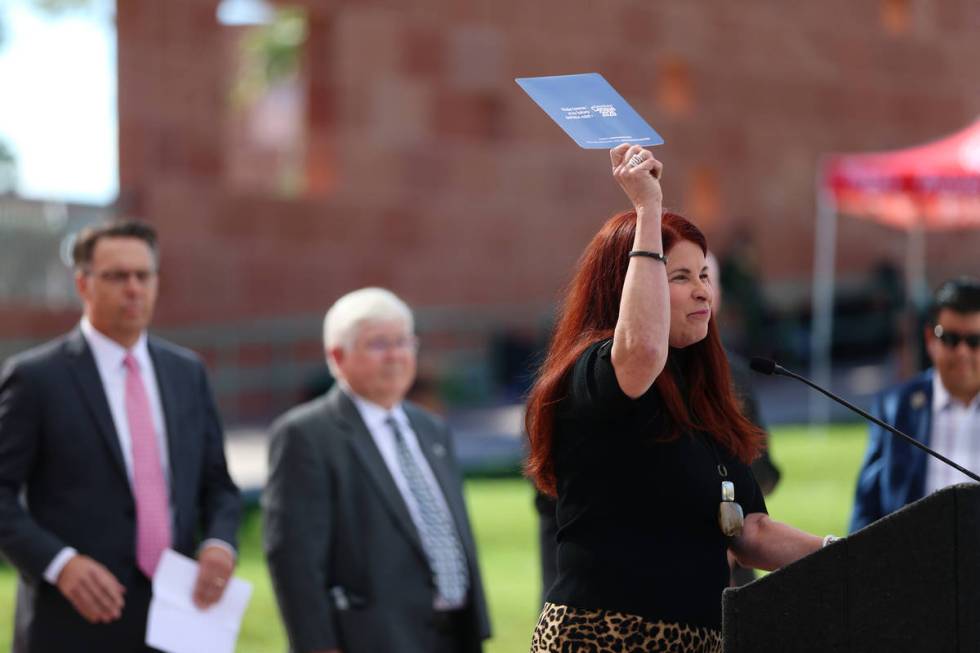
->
xmin=849 ymin=370 xmax=934 ymax=533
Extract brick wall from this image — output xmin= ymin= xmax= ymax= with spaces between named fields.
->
xmin=105 ymin=0 xmax=980 ymax=328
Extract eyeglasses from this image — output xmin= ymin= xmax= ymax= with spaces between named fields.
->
xmin=934 ymin=325 xmax=980 ymax=350
xmin=358 ymin=336 xmax=419 ymax=354
xmin=87 ymin=269 xmax=157 ymax=285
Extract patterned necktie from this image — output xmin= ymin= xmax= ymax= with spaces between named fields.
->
xmin=123 ymin=353 xmax=172 ymax=578
xmin=385 ymin=416 xmax=468 ymax=604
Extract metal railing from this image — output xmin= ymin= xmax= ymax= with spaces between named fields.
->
xmin=1 ymin=303 xmax=550 ymax=426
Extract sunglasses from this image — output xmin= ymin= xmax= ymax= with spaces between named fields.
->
xmin=934 ymin=325 xmax=980 ymax=350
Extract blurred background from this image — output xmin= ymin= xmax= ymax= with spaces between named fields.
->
xmin=1 ymin=0 xmax=980 ymax=650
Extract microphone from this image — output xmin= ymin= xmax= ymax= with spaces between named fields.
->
xmin=748 ymin=358 xmax=778 ymax=376
xmin=750 ymin=357 xmax=980 ymax=484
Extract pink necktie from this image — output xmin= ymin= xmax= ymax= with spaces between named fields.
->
xmin=124 ymin=353 xmax=171 ymax=578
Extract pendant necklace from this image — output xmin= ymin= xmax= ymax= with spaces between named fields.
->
xmin=699 ymin=433 xmax=744 ymax=537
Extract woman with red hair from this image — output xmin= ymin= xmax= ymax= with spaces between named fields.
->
xmin=526 ymin=145 xmax=825 ymax=653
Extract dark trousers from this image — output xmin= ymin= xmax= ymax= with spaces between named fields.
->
xmin=431 ymin=607 xmax=481 ymax=653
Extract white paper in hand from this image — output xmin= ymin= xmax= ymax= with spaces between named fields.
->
xmin=146 ymin=549 xmax=253 ymax=653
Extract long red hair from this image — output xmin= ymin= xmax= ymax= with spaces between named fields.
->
xmin=525 ymin=210 xmax=765 ymax=496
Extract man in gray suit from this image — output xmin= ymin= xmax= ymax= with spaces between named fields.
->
xmin=263 ymin=287 xmax=491 ymax=653
xmin=0 ymin=221 xmax=241 ymax=652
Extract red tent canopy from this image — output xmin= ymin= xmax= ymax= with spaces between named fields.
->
xmin=822 ymin=119 xmax=980 ymax=230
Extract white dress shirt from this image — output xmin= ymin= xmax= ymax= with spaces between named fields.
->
xmin=924 ymin=373 xmax=980 ymax=495
xmin=344 ymin=386 xmax=466 ymax=609
xmin=80 ymin=318 xmax=171 ymax=487
xmin=44 ymin=320 xmax=231 ymax=585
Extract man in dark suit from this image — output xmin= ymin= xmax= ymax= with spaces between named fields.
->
xmin=263 ymin=287 xmax=491 ymax=653
xmin=0 ymin=221 xmax=242 ymax=652
xmin=850 ymin=276 xmax=980 ymax=533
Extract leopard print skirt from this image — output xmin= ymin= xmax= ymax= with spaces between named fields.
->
xmin=530 ymin=602 xmax=722 ymax=653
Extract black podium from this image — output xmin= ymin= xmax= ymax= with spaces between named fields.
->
xmin=722 ymin=483 xmax=980 ymax=652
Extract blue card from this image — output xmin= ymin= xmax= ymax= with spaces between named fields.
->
xmin=515 ymin=73 xmax=664 ymax=149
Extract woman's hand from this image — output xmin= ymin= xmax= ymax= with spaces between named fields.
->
xmin=610 ymin=144 xmax=663 ymax=214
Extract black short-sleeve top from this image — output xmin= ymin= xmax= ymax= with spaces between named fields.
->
xmin=545 ymin=339 xmax=767 ymax=630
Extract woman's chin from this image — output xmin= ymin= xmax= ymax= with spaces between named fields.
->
xmin=670 ymin=330 xmax=708 ymax=349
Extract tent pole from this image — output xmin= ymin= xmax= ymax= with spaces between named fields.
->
xmin=902 ymin=218 xmax=927 ymax=376
xmin=809 ymin=180 xmax=836 ymax=435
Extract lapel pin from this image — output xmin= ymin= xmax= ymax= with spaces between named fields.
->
xmin=910 ymin=391 xmax=926 ymax=410
xmin=432 ymin=443 xmax=447 ymax=458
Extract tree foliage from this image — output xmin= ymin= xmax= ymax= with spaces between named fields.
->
xmin=232 ymin=8 xmax=308 ymax=109
xmin=0 ymin=138 xmax=17 ymax=193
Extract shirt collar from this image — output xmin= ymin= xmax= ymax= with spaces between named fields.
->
xmin=80 ymin=317 xmax=151 ymax=372
xmin=340 ymin=382 xmax=407 ymax=430
xmin=932 ymin=370 xmax=980 ymax=411
xmin=932 ymin=371 xmax=949 ymax=411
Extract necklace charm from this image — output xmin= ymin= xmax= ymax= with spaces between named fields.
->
xmin=718 ymin=480 xmax=744 ymax=537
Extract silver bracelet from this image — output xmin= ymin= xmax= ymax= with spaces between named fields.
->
xmin=822 ymin=534 xmax=839 ymax=548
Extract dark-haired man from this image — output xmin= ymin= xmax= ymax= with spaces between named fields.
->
xmin=850 ymin=276 xmax=980 ymax=533
xmin=0 ymin=221 xmax=241 ymax=652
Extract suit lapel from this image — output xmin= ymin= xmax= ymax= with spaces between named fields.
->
xmin=148 ymin=339 xmax=182 ymax=510
xmin=325 ymin=388 xmax=428 ymax=563
xmin=905 ymin=372 xmax=934 ymax=503
xmin=64 ymin=329 xmax=129 ymax=487
xmin=915 ymin=373 xmax=934 ymax=447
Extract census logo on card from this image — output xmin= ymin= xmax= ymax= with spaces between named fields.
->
xmin=561 ymin=104 xmax=618 ymax=120
xmin=592 ymin=104 xmax=618 ymax=118
xmin=516 ymin=73 xmax=664 ymax=150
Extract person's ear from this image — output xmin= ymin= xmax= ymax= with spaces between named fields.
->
xmin=75 ymin=270 xmax=89 ymax=300
xmin=328 ymin=346 xmax=345 ymax=368
xmin=923 ymin=324 xmax=939 ymax=363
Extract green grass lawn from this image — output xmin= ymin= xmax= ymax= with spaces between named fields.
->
xmin=0 ymin=424 xmax=868 ymax=652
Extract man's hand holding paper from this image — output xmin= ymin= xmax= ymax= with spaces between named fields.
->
xmin=146 ymin=549 xmax=252 ymax=653
xmin=192 ymin=544 xmax=235 ymax=609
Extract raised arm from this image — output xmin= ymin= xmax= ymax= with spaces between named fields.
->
xmin=609 ymin=144 xmax=670 ymax=398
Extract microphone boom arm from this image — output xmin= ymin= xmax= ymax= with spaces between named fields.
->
xmin=772 ymin=363 xmax=980 ymax=484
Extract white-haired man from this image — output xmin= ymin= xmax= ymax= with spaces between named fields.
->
xmin=262 ymin=288 xmax=491 ymax=653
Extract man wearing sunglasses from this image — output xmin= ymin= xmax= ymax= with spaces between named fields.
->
xmin=850 ymin=276 xmax=980 ymax=533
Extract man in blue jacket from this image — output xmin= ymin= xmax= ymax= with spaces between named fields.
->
xmin=850 ymin=276 xmax=980 ymax=533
